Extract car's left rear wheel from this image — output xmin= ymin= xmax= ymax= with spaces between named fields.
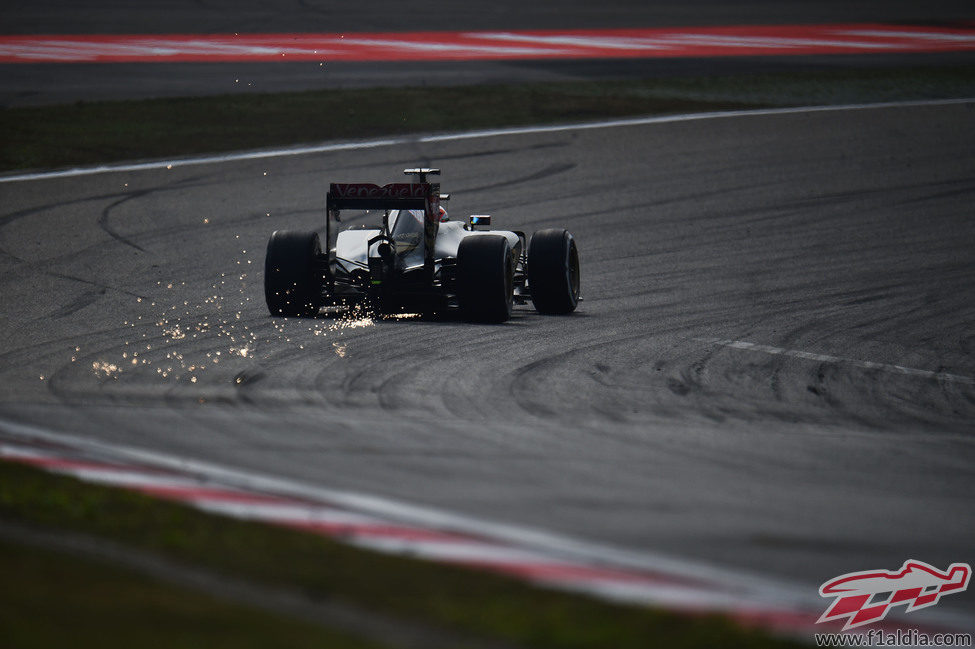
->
xmin=264 ymin=230 xmax=324 ymax=317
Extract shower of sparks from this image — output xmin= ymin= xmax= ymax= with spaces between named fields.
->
xmin=92 ymin=361 xmax=121 ymax=378
xmin=69 ymin=234 xmax=424 ymax=389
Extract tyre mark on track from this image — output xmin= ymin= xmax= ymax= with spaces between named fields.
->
xmin=48 ymin=288 xmax=104 ymax=320
xmin=0 ymin=192 xmax=128 ymax=229
xmin=98 ymin=189 xmax=167 ymax=253
xmin=49 ymin=271 xmax=149 ymax=300
xmin=93 ymin=172 xmax=232 ymax=253
xmin=457 ymin=162 xmax=576 ymax=194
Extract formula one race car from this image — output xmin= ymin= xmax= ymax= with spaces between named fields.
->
xmin=264 ymin=168 xmax=579 ymax=323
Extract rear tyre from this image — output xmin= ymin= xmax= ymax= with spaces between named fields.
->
xmin=528 ymin=229 xmax=580 ymax=314
xmin=457 ymin=235 xmax=513 ymax=323
xmin=264 ymin=230 xmax=324 ymax=317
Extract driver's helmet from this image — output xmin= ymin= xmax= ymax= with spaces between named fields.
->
xmin=403 ymin=207 xmax=448 ymax=222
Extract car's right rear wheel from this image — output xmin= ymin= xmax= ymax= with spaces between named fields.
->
xmin=528 ymin=229 xmax=580 ymax=314
xmin=457 ymin=235 xmax=513 ymax=323
xmin=264 ymin=230 xmax=324 ymax=317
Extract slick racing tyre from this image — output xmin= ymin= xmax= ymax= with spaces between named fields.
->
xmin=458 ymin=234 xmax=514 ymax=323
xmin=528 ymin=229 xmax=580 ymax=315
xmin=264 ymin=230 xmax=324 ymax=318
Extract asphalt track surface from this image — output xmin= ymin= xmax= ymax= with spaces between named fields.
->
xmin=2 ymin=100 xmax=974 ymax=617
xmin=5 ymin=1 xmax=973 ymax=34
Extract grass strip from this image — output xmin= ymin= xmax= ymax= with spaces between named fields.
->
xmin=0 ymin=82 xmax=750 ymax=173
xmin=2 ymin=64 xmax=974 ymax=173
xmin=0 ymin=536 xmax=385 ymax=649
xmin=0 ymin=459 xmax=801 ymax=649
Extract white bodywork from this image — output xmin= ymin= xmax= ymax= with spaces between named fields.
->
xmin=335 ymin=210 xmax=520 ymax=270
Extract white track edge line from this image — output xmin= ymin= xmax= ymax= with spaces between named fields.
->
xmin=701 ymin=338 xmax=975 ymax=385
xmin=5 ymin=418 xmax=975 ymax=630
xmin=2 ymin=97 xmax=972 ymax=184
xmin=0 ymin=416 xmax=812 ymax=606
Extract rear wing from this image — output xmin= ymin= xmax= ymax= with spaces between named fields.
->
xmin=326 ymin=182 xmax=438 ymax=212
